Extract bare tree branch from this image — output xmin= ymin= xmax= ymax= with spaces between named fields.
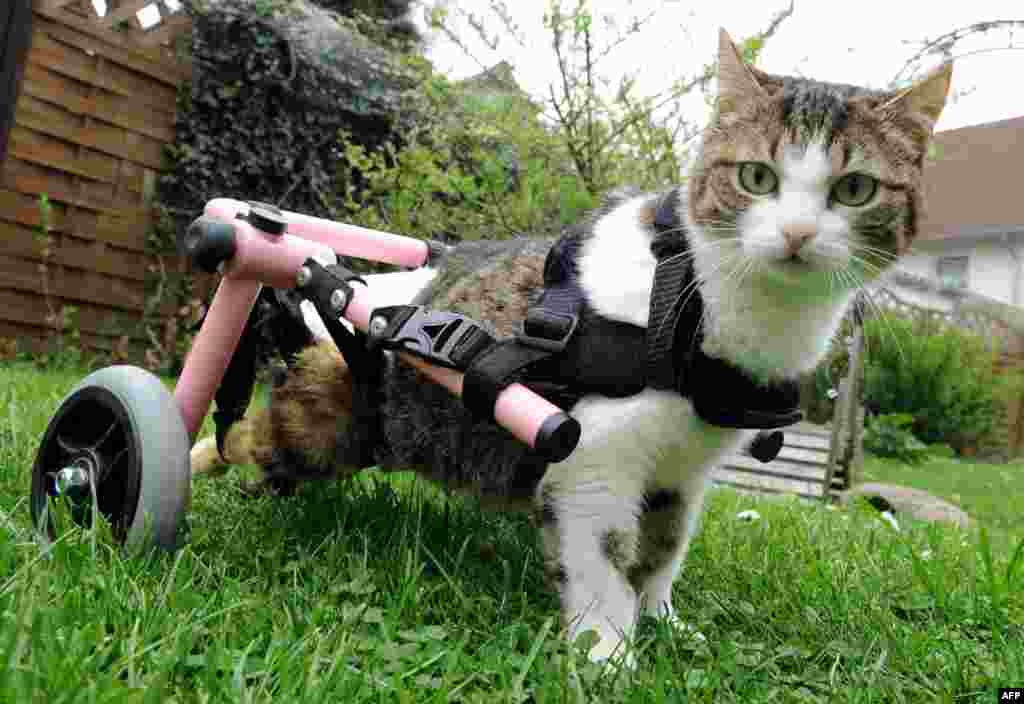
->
xmin=890 ymin=19 xmax=1024 ymax=86
xmin=590 ymin=7 xmax=658 ymax=67
xmin=425 ymin=4 xmax=490 ymax=73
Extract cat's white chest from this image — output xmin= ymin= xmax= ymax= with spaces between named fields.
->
xmin=545 ymin=389 xmax=753 ymax=495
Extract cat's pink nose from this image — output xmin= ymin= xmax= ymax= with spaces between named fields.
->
xmin=782 ymin=224 xmax=817 ymax=257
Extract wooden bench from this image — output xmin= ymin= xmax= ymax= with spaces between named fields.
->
xmin=711 ymin=422 xmax=845 ymax=501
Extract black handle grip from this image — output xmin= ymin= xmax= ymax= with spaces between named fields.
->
xmin=181 ymin=217 xmax=237 ymax=273
xmin=534 ymin=412 xmax=581 ymax=463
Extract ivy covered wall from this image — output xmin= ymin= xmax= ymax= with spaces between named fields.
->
xmin=144 ymin=0 xmax=423 ymax=371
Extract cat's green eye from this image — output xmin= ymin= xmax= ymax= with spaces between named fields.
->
xmin=831 ymin=172 xmax=878 ymax=207
xmin=737 ymin=162 xmax=778 ymax=196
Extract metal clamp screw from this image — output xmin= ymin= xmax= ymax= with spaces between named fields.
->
xmin=330 ymin=289 xmax=349 ymax=313
xmin=369 ymin=315 xmax=388 ymax=336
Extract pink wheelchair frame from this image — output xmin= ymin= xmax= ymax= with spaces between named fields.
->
xmin=175 ymin=199 xmax=581 ymax=464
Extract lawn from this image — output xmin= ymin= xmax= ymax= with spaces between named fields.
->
xmin=862 ymin=454 xmax=1024 ymax=557
xmin=1 ymin=360 xmax=1022 ymax=703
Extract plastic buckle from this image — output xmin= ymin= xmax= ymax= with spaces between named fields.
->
xmin=516 ymin=311 xmax=578 ymax=353
xmin=368 ymin=306 xmax=493 ymax=370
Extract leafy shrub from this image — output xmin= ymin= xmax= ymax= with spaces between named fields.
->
xmin=926 ymin=443 xmax=957 ymax=459
xmin=863 ymin=413 xmax=930 ymax=464
xmin=861 ymin=315 xmax=1003 ymax=454
xmin=334 ymin=70 xmax=600 ymax=243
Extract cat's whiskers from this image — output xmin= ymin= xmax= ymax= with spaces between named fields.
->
xmin=835 ymin=263 xmax=908 ymax=365
xmin=655 ymin=247 xmax=745 ymax=341
xmin=696 ymin=251 xmax=760 ymax=342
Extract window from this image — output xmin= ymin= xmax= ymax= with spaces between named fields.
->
xmin=937 ymin=256 xmax=969 ymax=290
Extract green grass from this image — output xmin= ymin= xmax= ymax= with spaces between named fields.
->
xmin=862 ymin=454 xmax=1024 ymax=556
xmin=1 ymin=360 xmax=1022 ymax=702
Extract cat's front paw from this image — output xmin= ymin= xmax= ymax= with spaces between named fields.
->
xmin=665 ymin=616 xmax=707 ymax=643
xmin=574 ymin=628 xmax=637 ymax=670
xmin=643 ymin=601 xmax=708 ymax=643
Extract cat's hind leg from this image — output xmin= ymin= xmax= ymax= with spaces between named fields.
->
xmin=189 ymin=340 xmax=360 ymax=486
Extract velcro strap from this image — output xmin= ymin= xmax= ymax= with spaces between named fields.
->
xmin=213 ymin=407 xmax=243 ymax=460
xmin=463 ymin=340 xmax=551 ymax=419
xmin=524 ymin=309 xmax=574 ymax=341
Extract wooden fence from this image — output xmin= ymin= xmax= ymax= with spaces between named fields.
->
xmin=0 ymin=1 xmax=191 ymax=354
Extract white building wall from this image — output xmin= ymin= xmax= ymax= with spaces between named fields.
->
xmin=968 ymin=242 xmax=1016 ymax=304
xmin=895 ymin=239 xmax=1019 ymax=308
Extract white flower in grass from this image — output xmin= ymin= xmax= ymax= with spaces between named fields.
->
xmin=879 ymin=511 xmax=900 ymax=532
xmin=920 ymin=549 xmax=933 ymax=561
xmin=736 ymin=510 xmax=761 ymax=523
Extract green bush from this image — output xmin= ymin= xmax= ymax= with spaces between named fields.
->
xmin=861 ymin=315 xmax=1003 ymax=454
xmin=334 ymin=69 xmax=600 ymax=244
xmin=863 ymin=413 xmax=930 ymax=464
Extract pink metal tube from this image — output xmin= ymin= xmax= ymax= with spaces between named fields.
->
xmin=226 ymin=220 xmax=334 ymax=289
xmin=175 ymin=201 xmax=580 ymax=461
xmin=344 ymin=282 xmax=580 ymax=461
xmin=204 ymin=198 xmax=430 ymax=269
xmin=174 ymin=276 xmax=261 ymax=438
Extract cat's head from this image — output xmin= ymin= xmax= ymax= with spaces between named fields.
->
xmin=687 ymin=29 xmax=952 ymax=294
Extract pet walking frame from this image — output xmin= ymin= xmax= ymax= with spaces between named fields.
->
xmin=29 ymin=200 xmax=582 ymax=553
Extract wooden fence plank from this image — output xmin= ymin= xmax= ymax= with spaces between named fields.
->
xmin=32 ymin=13 xmax=186 ymax=88
xmin=0 ymin=318 xmax=132 ymax=354
xmin=0 ymin=287 xmax=145 ymax=341
xmin=9 ymin=124 xmax=122 ymax=184
xmin=35 ymin=0 xmax=80 ymax=12
xmin=28 ymin=33 xmax=133 ymax=97
xmin=27 ymin=35 xmax=178 ymax=117
xmin=100 ymin=49 xmax=179 ymax=107
xmin=21 ymin=62 xmax=175 ymax=142
xmin=0 ymin=219 xmax=149 ymax=281
xmin=0 ymin=188 xmax=149 ymax=252
xmin=32 ymin=3 xmax=190 ymax=79
xmin=0 ymin=253 xmax=147 ymax=312
xmin=4 ymin=157 xmax=150 ymax=216
xmin=17 ymin=93 xmax=164 ymax=169
xmin=96 ymin=210 xmax=153 ymax=252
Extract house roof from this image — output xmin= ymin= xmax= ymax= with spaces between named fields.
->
xmin=917 ymin=116 xmax=1024 ymax=242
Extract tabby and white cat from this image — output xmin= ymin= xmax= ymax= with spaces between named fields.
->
xmin=192 ymin=30 xmax=952 ymax=664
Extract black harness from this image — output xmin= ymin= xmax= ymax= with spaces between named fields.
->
xmin=360 ymin=188 xmax=802 ymax=460
xmin=205 ymin=189 xmax=802 ymax=469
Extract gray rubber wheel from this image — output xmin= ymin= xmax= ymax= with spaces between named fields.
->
xmin=31 ymin=365 xmax=191 ymax=553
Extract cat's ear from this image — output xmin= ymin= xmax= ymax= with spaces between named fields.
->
xmin=881 ymin=62 xmax=954 ymax=128
xmin=717 ymin=28 xmax=766 ymax=115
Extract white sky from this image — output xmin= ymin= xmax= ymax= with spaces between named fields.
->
xmin=417 ymin=0 xmax=1024 ymax=133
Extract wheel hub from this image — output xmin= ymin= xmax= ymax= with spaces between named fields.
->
xmin=52 ymin=464 xmax=92 ymax=500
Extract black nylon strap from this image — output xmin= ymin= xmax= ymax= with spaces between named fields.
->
xmin=462 ymin=340 xmax=552 ymax=418
xmin=462 ymin=260 xmax=586 ymax=419
xmin=645 ymin=255 xmax=689 ymax=390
